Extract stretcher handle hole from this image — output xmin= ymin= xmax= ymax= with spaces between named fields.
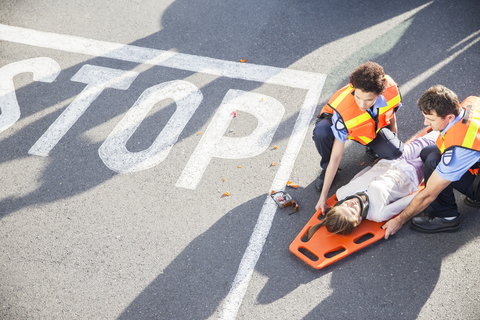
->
xmin=353 ymin=232 xmax=374 ymax=244
xmin=298 ymin=247 xmax=319 ymax=262
xmin=324 ymin=246 xmax=346 ymax=259
xmin=300 ymin=231 xmax=310 ymax=243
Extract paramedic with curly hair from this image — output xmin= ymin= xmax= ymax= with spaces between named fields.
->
xmin=313 ymin=61 xmax=403 ymax=214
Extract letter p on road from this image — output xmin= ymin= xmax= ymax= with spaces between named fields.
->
xmin=176 ymin=89 xmax=285 ymax=190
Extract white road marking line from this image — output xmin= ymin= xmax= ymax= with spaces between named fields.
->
xmin=99 ymin=80 xmax=203 ymax=173
xmin=218 ymin=83 xmax=324 ymax=319
xmin=0 ymin=57 xmax=61 ymax=134
xmin=29 ymin=64 xmax=138 ymax=156
xmin=0 ymin=23 xmax=324 ymax=89
xmin=176 ymin=89 xmax=285 ymax=190
xmin=0 ymin=24 xmax=326 ymax=319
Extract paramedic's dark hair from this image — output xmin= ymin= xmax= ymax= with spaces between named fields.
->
xmin=349 ymin=61 xmax=386 ymax=96
xmin=418 ymin=85 xmax=461 ymax=118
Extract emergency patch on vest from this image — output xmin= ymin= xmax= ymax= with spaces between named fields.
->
xmin=442 ymin=149 xmax=454 ymax=166
xmin=335 ymin=118 xmax=346 ymax=131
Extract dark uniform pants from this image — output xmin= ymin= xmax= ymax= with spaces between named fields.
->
xmin=421 ymin=145 xmax=479 ymax=217
xmin=312 ymin=118 xmax=404 ymax=170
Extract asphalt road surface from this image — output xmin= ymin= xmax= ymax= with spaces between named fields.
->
xmin=0 ymin=0 xmax=479 ymax=319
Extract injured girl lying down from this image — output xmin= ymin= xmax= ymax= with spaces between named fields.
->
xmin=308 ymin=130 xmax=438 ymax=237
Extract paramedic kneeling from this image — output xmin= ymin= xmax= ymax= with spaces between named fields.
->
xmin=383 ymin=85 xmax=480 ymax=239
xmin=313 ymin=61 xmax=403 ymax=214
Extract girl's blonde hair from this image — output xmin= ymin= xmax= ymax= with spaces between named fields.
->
xmin=306 ymin=206 xmax=359 ymax=239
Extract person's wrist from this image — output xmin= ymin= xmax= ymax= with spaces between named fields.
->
xmin=397 ymin=214 xmax=407 ymax=225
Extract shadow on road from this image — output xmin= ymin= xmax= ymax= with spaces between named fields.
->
xmin=0 ymin=0 xmax=479 ymax=318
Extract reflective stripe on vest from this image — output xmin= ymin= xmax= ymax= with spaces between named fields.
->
xmin=320 ymin=75 xmax=401 ymax=145
xmin=349 ymin=135 xmax=372 ymax=144
xmin=464 ymin=98 xmax=480 ymax=149
xmin=383 ymin=75 xmax=401 ymax=110
xmin=437 ymin=96 xmax=480 ymax=153
xmin=327 ymin=85 xmax=376 ymax=143
xmin=344 ymin=112 xmax=371 ymax=129
xmin=329 ymin=85 xmax=354 ymax=109
xmin=386 ymin=93 xmax=401 ymax=110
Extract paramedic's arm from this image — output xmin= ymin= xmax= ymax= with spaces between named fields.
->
xmin=315 ymin=138 xmax=345 ymax=213
xmin=382 ymin=170 xmax=451 ymax=239
xmin=387 ymin=113 xmax=398 ymax=134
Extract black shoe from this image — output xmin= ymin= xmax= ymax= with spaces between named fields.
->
xmin=314 ymin=170 xmax=326 ymax=192
xmin=314 ymin=169 xmax=339 ymax=192
xmin=464 ymin=197 xmax=480 ymax=208
xmin=409 ymin=211 xmax=460 ymax=233
xmin=365 ymin=147 xmax=379 ymax=162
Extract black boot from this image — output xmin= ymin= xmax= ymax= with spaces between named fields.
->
xmin=464 ymin=197 xmax=480 ymax=208
xmin=365 ymin=147 xmax=379 ymax=162
xmin=314 ymin=169 xmax=339 ymax=192
xmin=314 ymin=170 xmax=326 ymax=192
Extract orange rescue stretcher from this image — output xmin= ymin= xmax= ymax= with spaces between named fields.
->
xmin=290 ymin=127 xmax=431 ymax=269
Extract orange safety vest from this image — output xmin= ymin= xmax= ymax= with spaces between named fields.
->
xmin=320 ymin=75 xmax=401 ymax=145
xmin=435 ymin=96 xmax=480 ymax=175
xmin=436 ymin=96 xmax=480 ymax=153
